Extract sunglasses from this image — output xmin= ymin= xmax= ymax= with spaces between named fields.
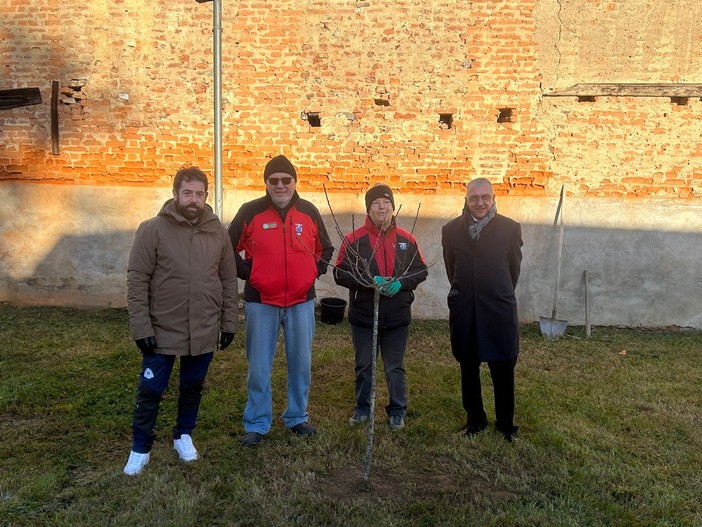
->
xmin=267 ymin=176 xmax=293 ymax=186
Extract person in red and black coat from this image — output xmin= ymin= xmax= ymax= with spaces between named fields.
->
xmin=334 ymin=184 xmax=428 ymax=431
xmin=228 ymin=155 xmax=333 ymax=446
xmin=442 ymin=178 xmax=523 ymax=442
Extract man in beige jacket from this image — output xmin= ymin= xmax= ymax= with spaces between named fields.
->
xmin=123 ymin=166 xmax=238 ymax=475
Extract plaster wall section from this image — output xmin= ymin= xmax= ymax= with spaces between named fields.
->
xmin=1 ymin=184 xmax=700 ymax=329
xmin=535 ymin=0 xmax=702 ymax=86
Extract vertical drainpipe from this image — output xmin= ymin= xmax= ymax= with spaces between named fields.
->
xmin=197 ymin=0 xmax=223 ymax=220
xmin=213 ymin=0 xmax=223 ymax=221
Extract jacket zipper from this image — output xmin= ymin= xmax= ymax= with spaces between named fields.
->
xmin=282 ymin=216 xmax=288 ymax=306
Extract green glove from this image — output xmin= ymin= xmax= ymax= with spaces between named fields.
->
xmin=383 ymin=280 xmax=401 ymax=297
xmin=373 ymin=275 xmax=386 ymax=287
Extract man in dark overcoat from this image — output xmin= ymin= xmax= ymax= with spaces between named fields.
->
xmin=441 ymin=178 xmax=523 ymax=442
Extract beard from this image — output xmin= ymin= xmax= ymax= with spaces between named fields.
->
xmin=176 ymin=201 xmax=204 ymax=222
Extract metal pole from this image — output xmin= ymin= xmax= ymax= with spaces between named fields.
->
xmin=584 ymin=270 xmax=591 ymax=338
xmin=197 ymin=0 xmax=222 ymax=219
xmin=213 ymin=0 xmax=223 ymax=220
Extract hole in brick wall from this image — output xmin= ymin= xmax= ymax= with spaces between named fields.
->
xmin=577 ymin=96 xmax=596 ymax=102
xmin=307 ymin=113 xmax=321 ymax=127
xmin=497 ymin=108 xmax=514 ymax=123
xmin=301 ymin=111 xmax=321 ymax=127
xmin=374 ymin=98 xmax=390 ymax=106
xmin=439 ymin=113 xmax=453 ymax=129
xmin=670 ymin=96 xmax=688 ymax=106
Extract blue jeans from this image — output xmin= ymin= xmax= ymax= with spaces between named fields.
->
xmin=132 ymin=352 xmax=213 ymax=453
xmin=243 ymin=300 xmax=315 ymax=434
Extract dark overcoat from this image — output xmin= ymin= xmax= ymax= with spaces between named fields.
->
xmin=441 ymin=211 xmax=523 ymax=363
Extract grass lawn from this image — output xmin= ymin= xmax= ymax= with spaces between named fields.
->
xmin=0 ymin=305 xmax=700 ymax=527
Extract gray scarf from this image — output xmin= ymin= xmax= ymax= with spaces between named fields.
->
xmin=468 ymin=203 xmax=496 ymax=239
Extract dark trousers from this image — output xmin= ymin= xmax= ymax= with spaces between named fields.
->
xmin=460 ymin=358 xmax=517 ymax=431
xmin=351 ymin=325 xmax=409 ymax=418
xmin=132 ymin=352 xmax=213 ymax=453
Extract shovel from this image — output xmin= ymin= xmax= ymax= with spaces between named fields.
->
xmin=539 ymin=185 xmax=568 ymax=339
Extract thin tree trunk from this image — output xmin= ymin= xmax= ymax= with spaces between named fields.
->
xmin=362 ymin=287 xmax=381 ymax=482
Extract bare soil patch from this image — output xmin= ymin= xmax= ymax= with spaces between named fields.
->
xmin=315 ymin=464 xmax=515 ymax=501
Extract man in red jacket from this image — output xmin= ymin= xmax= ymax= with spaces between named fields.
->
xmin=334 ymin=184 xmax=428 ymax=431
xmin=228 ymin=155 xmax=333 ymax=446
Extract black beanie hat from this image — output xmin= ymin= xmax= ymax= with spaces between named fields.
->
xmin=365 ymin=184 xmax=395 ymax=212
xmin=264 ymin=155 xmax=297 ymax=181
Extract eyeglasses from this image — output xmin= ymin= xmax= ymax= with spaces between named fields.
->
xmin=467 ymin=194 xmax=493 ymax=205
xmin=267 ymin=176 xmax=293 ymax=186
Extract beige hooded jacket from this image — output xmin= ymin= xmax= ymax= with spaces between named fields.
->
xmin=127 ymin=199 xmax=238 ymax=356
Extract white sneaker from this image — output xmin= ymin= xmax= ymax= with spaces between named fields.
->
xmin=123 ymin=450 xmax=150 ymax=476
xmin=173 ymin=434 xmax=199 ymax=462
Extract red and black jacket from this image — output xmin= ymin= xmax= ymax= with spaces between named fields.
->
xmin=228 ymin=192 xmax=333 ymax=307
xmin=334 ymin=216 xmax=428 ymax=329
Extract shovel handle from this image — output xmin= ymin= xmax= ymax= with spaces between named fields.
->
xmin=551 ymin=185 xmax=565 ymax=317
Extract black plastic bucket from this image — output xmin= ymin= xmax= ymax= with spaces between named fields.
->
xmin=320 ymin=297 xmax=347 ymax=324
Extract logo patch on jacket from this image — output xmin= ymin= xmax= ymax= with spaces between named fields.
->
xmin=295 ymin=223 xmax=303 ymax=236
xmin=263 ymin=222 xmax=278 ymax=230
xmin=398 ymin=242 xmax=407 ymax=251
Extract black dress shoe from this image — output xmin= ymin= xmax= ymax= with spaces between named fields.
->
xmin=288 ymin=422 xmax=316 ymax=436
xmin=497 ymin=424 xmax=519 ymax=443
xmin=463 ymin=422 xmax=488 ymax=437
xmin=240 ymin=432 xmax=263 ymax=446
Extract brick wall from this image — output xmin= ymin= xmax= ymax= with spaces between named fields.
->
xmin=2 ymin=0 xmax=702 ymax=326
xmin=2 ymin=0 xmax=214 ymax=187
xmin=3 ymin=0 xmax=700 ymax=199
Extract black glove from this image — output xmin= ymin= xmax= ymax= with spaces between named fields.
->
xmin=219 ymin=332 xmax=235 ymax=350
xmin=135 ymin=336 xmax=157 ymax=355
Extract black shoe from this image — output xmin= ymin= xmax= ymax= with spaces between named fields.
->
xmin=497 ymin=425 xmax=519 ymax=443
xmin=240 ymin=432 xmax=263 ymax=446
xmin=464 ymin=423 xmax=488 ymax=438
xmin=288 ymin=422 xmax=316 ymax=436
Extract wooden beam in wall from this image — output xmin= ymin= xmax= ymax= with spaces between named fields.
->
xmin=0 ymin=87 xmax=42 ymax=110
xmin=544 ymin=83 xmax=702 ymax=98
xmin=51 ymin=81 xmax=59 ymax=155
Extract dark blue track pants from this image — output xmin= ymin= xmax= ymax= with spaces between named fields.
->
xmin=131 ymin=352 xmax=213 ymax=453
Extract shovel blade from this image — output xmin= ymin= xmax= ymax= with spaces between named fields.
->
xmin=539 ymin=316 xmax=568 ymax=339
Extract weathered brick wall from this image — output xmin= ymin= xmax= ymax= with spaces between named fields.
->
xmin=2 ymin=0 xmax=700 ymax=199
xmin=2 ymin=0 xmax=214 ymax=186
xmin=221 ymin=0 xmax=547 ymax=196
xmin=535 ymin=0 xmax=702 ymax=199
xmin=2 ymin=0 xmax=702 ymax=327
xmin=543 ymin=98 xmax=701 ymax=198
